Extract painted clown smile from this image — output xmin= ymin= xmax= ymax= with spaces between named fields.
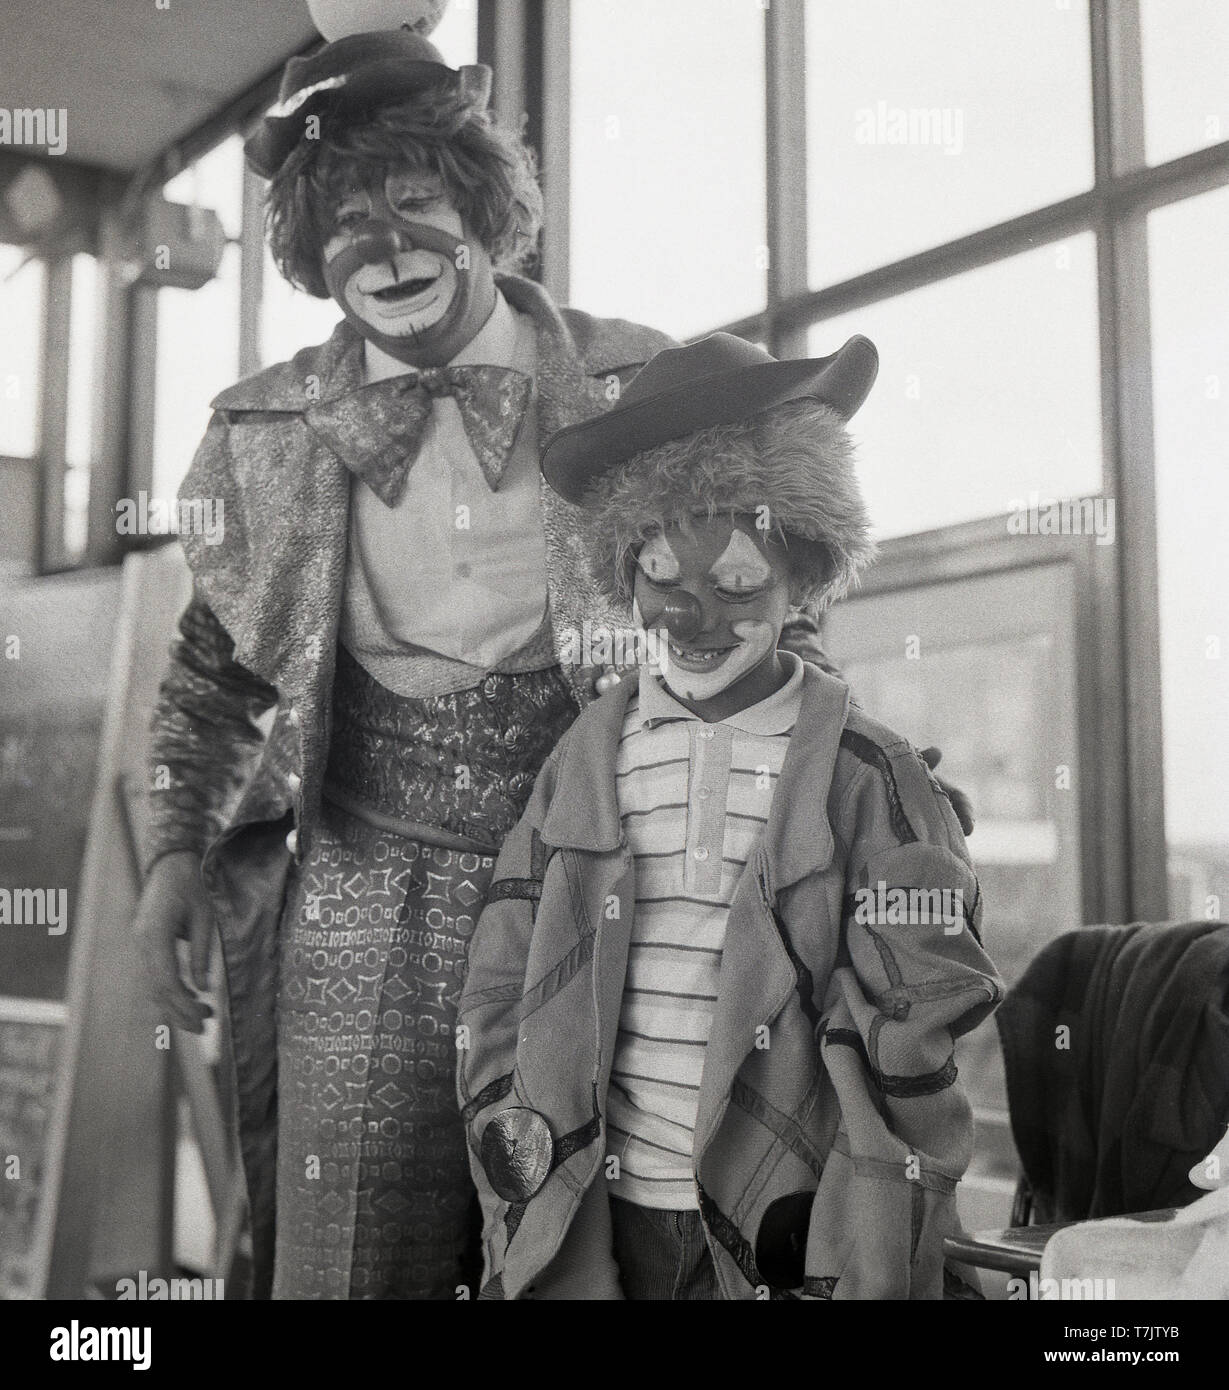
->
xmin=347 ymin=248 xmax=453 ymax=334
xmin=369 ymin=274 xmax=441 ymax=305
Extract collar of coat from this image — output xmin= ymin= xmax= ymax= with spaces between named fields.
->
xmin=539 ymin=662 xmax=851 ymax=893
xmin=209 ymin=272 xmax=666 ymax=435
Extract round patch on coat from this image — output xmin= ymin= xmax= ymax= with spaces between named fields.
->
xmin=481 ymin=1107 xmax=555 ymax=1202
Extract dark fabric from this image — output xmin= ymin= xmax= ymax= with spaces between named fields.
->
xmin=996 ymin=920 xmax=1229 ymax=1223
xmin=143 ymin=594 xmax=279 ymax=873
xmin=326 ymin=645 xmax=577 ymax=849
xmin=610 ymin=1198 xmax=720 ymax=1301
xmin=777 ymin=611 xmax=844 ymax=679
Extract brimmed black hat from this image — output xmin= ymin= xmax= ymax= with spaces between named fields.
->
xmin=541 ymin=332 xmax=879 ymax=505
xmin=245 ymin=28 xmax=492 ymax=180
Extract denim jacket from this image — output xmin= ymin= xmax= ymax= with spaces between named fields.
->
xmin=457 ymin=663 xmax=1003 ymax=1299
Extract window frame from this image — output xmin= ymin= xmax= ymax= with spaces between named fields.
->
xmin=539 ymin=0 xmax=1228 ymax=926
xmin=17 ymin=0 xmax=1226 ymax=925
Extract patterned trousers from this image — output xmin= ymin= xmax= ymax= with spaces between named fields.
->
xmin=273 ymin=798 xmax=493 ymax=1299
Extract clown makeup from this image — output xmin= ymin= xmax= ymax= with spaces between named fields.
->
xmin=632 ymin=516 xmax=794 ymax=720
xmin=318 ymin=167 xmax=496 ymax=369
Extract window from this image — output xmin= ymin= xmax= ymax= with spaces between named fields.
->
xmin=809 ymin=237 xmax=1102 ymax=539
xmin=152 ymin=243 xmax=241 ymax=500
xmin=568 ymin=0 xmax=768 ymax=337
xmin=806 ymin=0 xmax=1094 ymax=286
xmin=153 ymin=139 xmax=245 ymax=499
xmin=261 ymin=245 xmax=341 ymax=368
xmin=1149 ymin=185 xmax=1229 ymax=919
xmin=0 ymin=245 xmax=44 ymax=460
xmin=429 ymin=0 xmax=479 ymax=65
xmin=1141 ymin=0 xmax=1229 ymax=166
xmin=163 ymin=136 xmax=244 ymax=240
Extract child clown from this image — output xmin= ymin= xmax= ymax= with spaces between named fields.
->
xmin=456 ymin=334 xmax=1004 ymax=1300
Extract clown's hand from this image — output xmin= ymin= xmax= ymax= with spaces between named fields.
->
xmin=919 ymin=747 xmax=975 ymax=837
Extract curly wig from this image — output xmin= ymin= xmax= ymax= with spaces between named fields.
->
xmin=580 ymin=399 xmax=877 ymax=615
xmin=265 ymin=83 xmax=544 ymax=296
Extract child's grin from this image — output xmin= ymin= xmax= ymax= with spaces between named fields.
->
xmin=667 ymin=639 xmax=740 ymax=670
xmin=632 ymin=519 xmax=795 ymax=717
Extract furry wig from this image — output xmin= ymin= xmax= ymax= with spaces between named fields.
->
xmin=265 ymin=84 xmax=544 ymax=297
xmin=580 ymin=398 xmax=877 ymax=615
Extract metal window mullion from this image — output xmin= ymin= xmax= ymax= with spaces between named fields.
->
xmin=487 ymin=0 xmax=529 ymax=135
xmin=239 ymin=163 xmax=266 ymax=376
xmin=538 ymin=0 xmax=571 ymax=305
xmin=1090 ymin=0 xmax=1169 ymax=921
xmin=85 ymin=206 xmax=134 ymax=567
xmin=125 ymin=285 xmax=159 ymax=513
xmin=765 ymin=0 xmax=809 ymax=358
xmin=37 ymin=255 xmax=73 ymax=573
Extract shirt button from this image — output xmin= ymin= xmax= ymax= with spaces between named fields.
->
xmin=698 ymin=729 xmax=715 ymax=740
xmin=693 ymin=848 xmax=709 ymax=861
xmin=287 ymin=771 xmax=302 ymax=792
xmin=697 ymin=787 xmax=712 ymax=800
xmin=286 ymin=707 xmax=301 ymax=728
xmin=285 ymin=829 xmax=299 ymax=854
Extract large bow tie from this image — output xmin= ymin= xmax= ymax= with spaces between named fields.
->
xmin=305 ymin=364 xmax=533 ymax=507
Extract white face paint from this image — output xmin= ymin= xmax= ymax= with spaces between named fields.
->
xmin=633 ymin=517 xmax=793 ymax=709
xmin=661 ymin=617 xmax=776 ymax=702
xmin=636 ymin=532 xmax=681 ymax=582
xmin=709 ymin=529 xmax=772 ymax=593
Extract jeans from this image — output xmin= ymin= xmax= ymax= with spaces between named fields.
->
xmin=610 ymin=1197 xmax=721 ymax=1300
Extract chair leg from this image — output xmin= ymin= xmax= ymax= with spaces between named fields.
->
xmin=1010 ymin=1174 xmax=1034 ymax=1228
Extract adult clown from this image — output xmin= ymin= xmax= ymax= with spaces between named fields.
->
xmin=133 ymin=1 xmax=880 ymax=1300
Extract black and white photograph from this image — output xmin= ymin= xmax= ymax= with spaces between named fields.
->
xmin=0 ymin=0 xmax=1226 ymax=1361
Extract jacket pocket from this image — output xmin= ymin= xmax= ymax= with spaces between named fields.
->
xmin=756 ymin=1189 xmax=817 ymax=1292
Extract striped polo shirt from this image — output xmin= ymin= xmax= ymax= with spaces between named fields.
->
xmin=606 ymin=651 xmax=805 ymax=1209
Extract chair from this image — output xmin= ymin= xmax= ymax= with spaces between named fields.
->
xmin=995 ymin=920 xmax=1229 ymax=1227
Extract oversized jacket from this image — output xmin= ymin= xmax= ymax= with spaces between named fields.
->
xmin=457 ymin=663 xmax=1004 ymax=1299
xmin=145 ymin=274 xmax=677 ymax=1295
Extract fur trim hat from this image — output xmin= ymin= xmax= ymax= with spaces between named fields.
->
xmin=580 ymin=401 xmax=876 ymax=614
xmin=548 ymin=335 xmax=879 ymax=614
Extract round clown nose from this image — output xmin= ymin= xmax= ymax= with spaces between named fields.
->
xmin=660 ymin=590 xmax=703 ymax=643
